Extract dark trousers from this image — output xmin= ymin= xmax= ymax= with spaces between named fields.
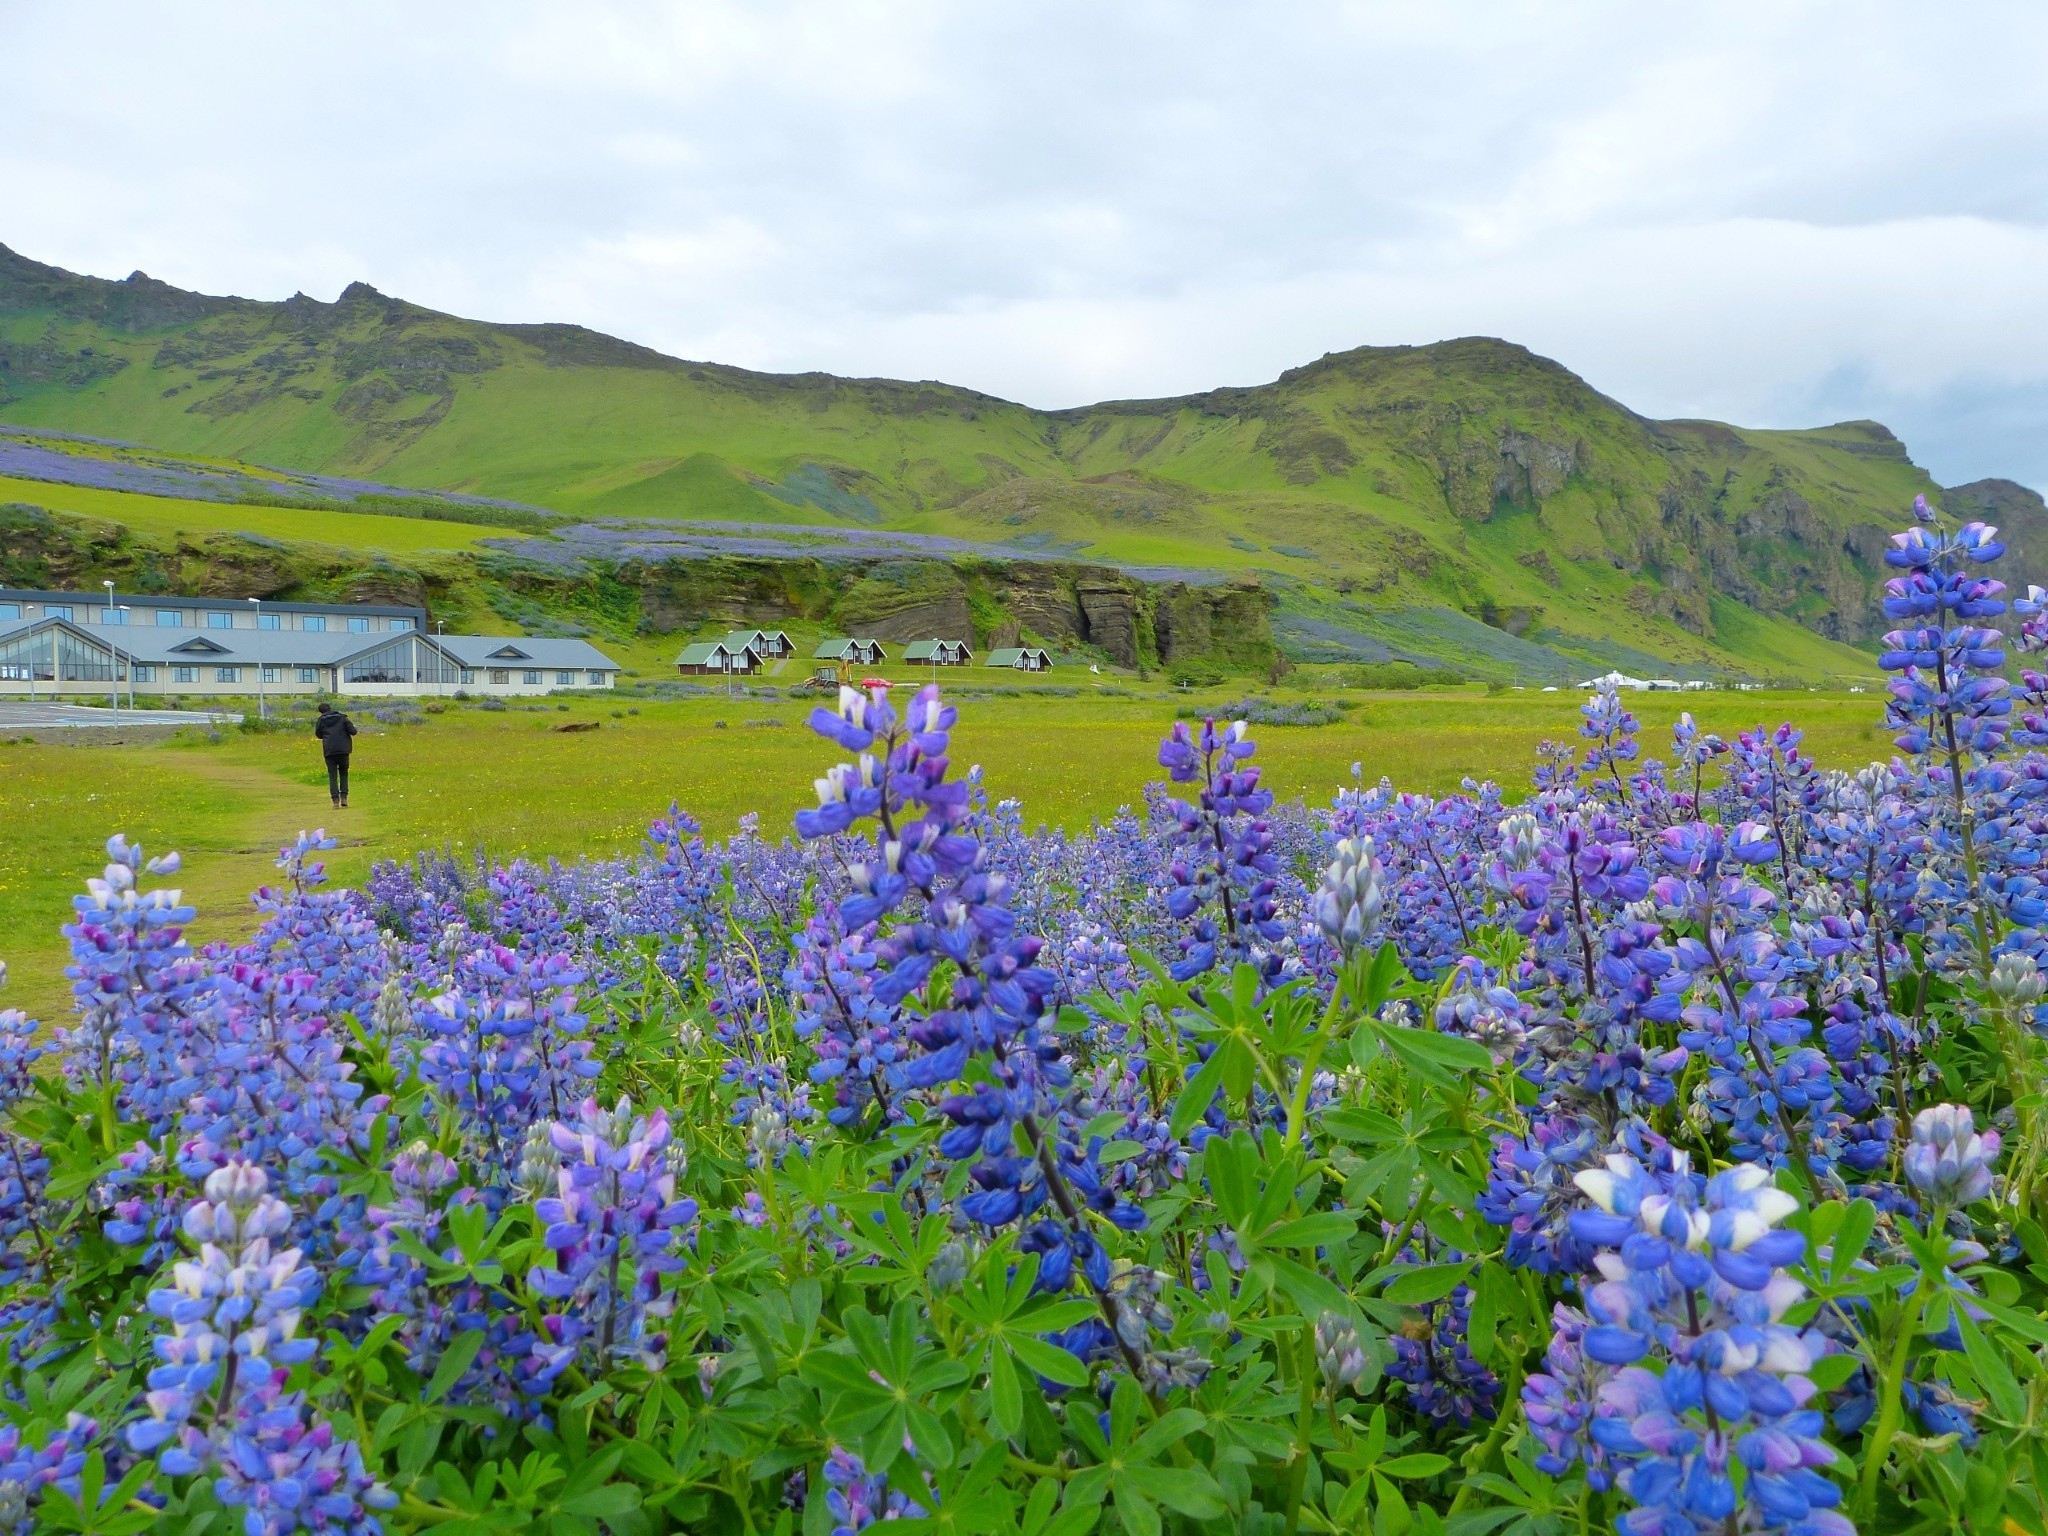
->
xmin=326 ymin=755 xmax=350 ymax=800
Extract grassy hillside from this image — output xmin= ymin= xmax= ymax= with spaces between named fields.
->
xmin=6 ymin=242 xmax=2036 ymax=680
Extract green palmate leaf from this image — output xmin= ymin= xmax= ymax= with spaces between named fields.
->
xmin=1377 ymin=1453 xmax=1453 ymax=1478
xmin=1008 ymin=1333 xmax=1093 ymax=1387
xmin=1973 ymin=1295 xmax=2048 ymax=1348
xmin=1020 ymin=1480 xmax=1060 ymax=1536
xmin=1111 ymin=1485 xmax=1161 ymax=1536
xmin=1954 ymin=1306 xmax=2028 ymax=1422
xmin=1258 ymin=1211 xmax=1358 ymax=1251
xmin=1169 ymin=1050 xmax=1228 ymax=1141
xmin=426 ymin=1329 xmax=487 ymax=1404
xmin=1269 ymin=1254 xmax=1353 ymax=1320
xmin=559 ymin=1484 xmax=641 ymax=1519
xmin=1805 ymin=1352 xmax=1862 ymax=1392
xmin=1383 ymin=1262 xmax=1473 ymax=1305
xmin=1379 ymin=1023 xmax=1494 ymax=1077
xmin=1121 ymin=1464 xmax=1226 ymax=1518
xmin=1828 ymin=1198 xmax=1878 ymax=1282
xmin=988 ymin=1344 xmax=1023 ymax=1438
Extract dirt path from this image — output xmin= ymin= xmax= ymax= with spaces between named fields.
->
xmin=4 ymin=749 xmax=356 ymax=1025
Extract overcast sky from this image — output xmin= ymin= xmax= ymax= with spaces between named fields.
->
xmin=5 ymin=2 xmax=2047 ymax=487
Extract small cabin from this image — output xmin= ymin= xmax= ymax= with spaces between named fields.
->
xmin=675 ymin=640 xmax=761 ymax=676
xmin=724 ymin=628 xmax=794 ymax=659
xmin=903 ymin=638 xmax=972 ymax=666
xmin=814 ymin=637 xmax=887 ymax=666
xmin=986 ymin=646 xmax=1051 ymax=672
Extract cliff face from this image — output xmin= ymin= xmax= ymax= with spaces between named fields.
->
xmin=0 ymin=500 xmax=444 ymax=610
xmin=610 ymin=553 xmax=1271 ymax=670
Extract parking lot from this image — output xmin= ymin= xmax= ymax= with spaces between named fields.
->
xmin=0 ymin=701 xmax=242 ymax=730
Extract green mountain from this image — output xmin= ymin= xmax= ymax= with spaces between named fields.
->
xmin=3 ymin=241 xmax=2037 ymax=681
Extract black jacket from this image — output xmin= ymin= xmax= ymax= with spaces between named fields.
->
xmin=314 ymin=711 xmax=357 ymax=757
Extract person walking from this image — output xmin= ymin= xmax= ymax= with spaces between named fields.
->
xmin=314 ymin=700 xmax=358 ymax=808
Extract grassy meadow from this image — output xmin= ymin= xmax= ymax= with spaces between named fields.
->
xmin=0 ymin=473 xmax=496 ymax=556
xmin=0 ymin=681 xmax=1894 ymax=1023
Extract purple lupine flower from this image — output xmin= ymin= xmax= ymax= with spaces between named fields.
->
xmin=1477 ymin=1114 xmax=1602 ymax=1275
xmin=125 ymin=1162 xmax=394 ymax=1528
xmin=0 ymin=1414 xmax=105 ymax=1530
xmin=525 ymin=1097 xmax=700 ymax=1379
xmin=818 ymin=1446 xmax=926 ymax=1532
xmin=1559 ymin=1154 xmax=1851 ymax=1535
xmin=1580 ymin=682 xmax=1641 ymax=800
xmin=1156 ymin=717 xmax=1281 ymax=981
xmin=1521 ymin=1305 xmax=1616 ymax=1489
xmin=1385 ymin=1238 xmax=1499 ymax=1426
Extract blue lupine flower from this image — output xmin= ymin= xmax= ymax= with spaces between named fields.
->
xmin=524 ymin=1097 xmax=700 ymax=1379
xmin=125 ymin=1161 xmax=394 ymax=1531
xmin=1554 ymin=1154 xmax=1852 ymax=1536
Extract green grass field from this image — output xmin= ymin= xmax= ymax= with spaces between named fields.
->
xmin=0 ymin=684 xmax=1893 ymax=1024
xmin=0 ymin=474 xmax=494 ymax=556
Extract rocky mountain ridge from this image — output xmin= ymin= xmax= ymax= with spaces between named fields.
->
xmin=4 ymin=241 xmax=2042 ymax=679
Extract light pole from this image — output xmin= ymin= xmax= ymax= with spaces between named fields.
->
xmin=119 ymin=609 xmax=133 ymax=709
xmin=249 ymin=598 xmax=265 ymax=721
xmin=102 ymin=580 xmax=117 ymax=715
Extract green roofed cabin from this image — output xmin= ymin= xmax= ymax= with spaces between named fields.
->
xmin=903 ymin=639 xmax=972 ymax=665
xmin=723 ymin=628 xmax=793 ymax=659
xmin=675 ymin=639 xmax=761 ymax=676
xmin=986 ymin=646 xmax=1052 ymax=671
xmin=814 ymin=637 xmax=887 ymax=665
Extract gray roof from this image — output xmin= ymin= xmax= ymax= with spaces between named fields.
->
xmin=0 ymin=616 xmax=621 ymax=675
xmin=0 ymin=612 xmax=115 ymax=649
xmin=116 ymin=630 xmax=381 ymax=666
xmin=0 ymin=586 xmax=424 ymax=621
xmin=433 ymin=635 xmax=620 ymax=670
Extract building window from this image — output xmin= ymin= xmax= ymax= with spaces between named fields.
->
xmin=297 ymin=667 xmax=319 ymax=683
xmin=303 ymin=616 xmax=326 ymax=633
xmin=349 ymin=617 xmax=370 ymax=633
xmin=134 ymin=665 xmax=155 ymax=682
xmin=47 ymin=605 xmax=72 ymax=622
xmin=261 ymin=666 xmax=282 ymax=683
xmin=392 ymin=618 xmax=414 ymax=632
xmin=556 ymin=670 xmax=575 ymax=685
xmin=587 ymin=670 xmax=605 ymax=685
xmin=490 ymin=669 xmax=509 ymax=685
xmin=522 ymin=670 xmax=541 ymax=685
xmin=0 ymin=603 xmax=17 ymax=621
xmin=99 ymin=608 xmax=128 ymax=625
xmin=173 ymin=666 xmax=198 ymax=684
xmin=259 ymin=612 xmax=281 ymax=630
xmin=207 ymin=612 xmax=233 ymax=630
xmin=157 ymin=611 xmax=182 ymax=627
xmin=461 ymin=670 xmax=476 ymax=685
xmin=343 ymin=638 xmax=413 ymax=684
xmin=215 ymin=666 xmax=239 ymax=683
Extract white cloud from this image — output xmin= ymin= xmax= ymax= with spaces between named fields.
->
xmin=4 ymin=0 xmax=2048 ymax=483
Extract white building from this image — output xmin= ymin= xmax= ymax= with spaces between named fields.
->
xmin=0 ymin=588 xmax=620 ymax=699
